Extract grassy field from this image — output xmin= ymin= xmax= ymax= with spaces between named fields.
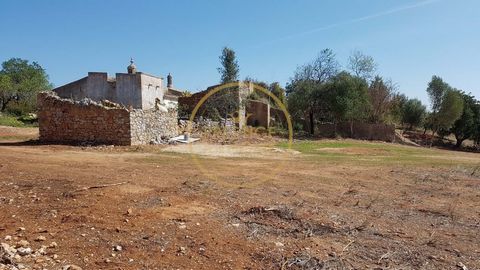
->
xmin=279 ymin=139 xmax=480 ymax=167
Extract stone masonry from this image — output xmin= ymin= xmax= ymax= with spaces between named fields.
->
xmin=38 ymin=92 xmax=178 ymax=145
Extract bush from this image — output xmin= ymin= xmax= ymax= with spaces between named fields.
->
xmin=0 ymin=113 xmax=25 ymax=127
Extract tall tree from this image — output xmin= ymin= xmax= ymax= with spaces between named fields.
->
xmin=292 ymin=48 xmax=340 ymax=84
xmin=450 ymin=92 xmax=479 ymax=147
xmin=368 ymin=76 xmax=396 ymax=123
xmin=401 ymin=98 xmax=426 ymax=129
xmin=269 ymin=82 xmax=286 ymax=106
xmin=287 ymin=48 xmax=339 ymax=134
xmin=326 ymin=72 xmax=371 ymax=136
xmin=389 ymin=93 xmax=408 ymax=124
xmin=0 ymin=58 xmax=51 ymax=113
xmin=426 ymin=76 xmax=463 ymax=145
xmin=218 ymin=47 xmax=239 ymax=83
xmin=348 ymin=50 xmax=377 ymax=81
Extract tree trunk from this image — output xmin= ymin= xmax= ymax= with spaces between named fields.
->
xmin=0 ymin=100 xmax=6 ymax=112
xmin=430 ymin=129 xmax=437 ymax=147
xmin=309 ymin=111 xmax=314 ymax=135
xmin=350 ymin=121 xmax=354 ymax=138
xmin=455 ymin=134 xmax=465 ymax=148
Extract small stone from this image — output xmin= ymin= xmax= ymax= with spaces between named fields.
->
xmin=113 ymin=245 xmax=122 ymax=252
xmin=105 ymin=258 xmax=111 ymax=263
xmin=4 ymin=235 xmax=12 ymax=241
xmin=231 ymin=223 xmax=240 ymax=227
xmin=49 ymin=242 xmax=58 ymax=248
xmin=35 ymin=236 xmax=46 ymax=242
xmin=178 ymin=246 xmax=186 ymax=254
xmin=62 ymin=265 xmax=82 ymax=270
xmin=17 ymin=227 xmax=26 ymax=232
xmin=17 ymin=247 xmax=32 ymax=256
xmin=126 ymin=208 xmax=133 ymax=215
xmin=52 ymin=254 xmax=59 ymax=259
xmin=37 ymin=246 xmax=47 ymax=255
xmin=275 ymin=242 xmax=285 ymax=247
xmin=16 ymin=240 xmax=30 ymax=248
xmin=80 ymin=234 xmax=86 ymax=237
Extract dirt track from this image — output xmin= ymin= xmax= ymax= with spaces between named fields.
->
xmin=1 ymin=126 xmax=480 ymax=269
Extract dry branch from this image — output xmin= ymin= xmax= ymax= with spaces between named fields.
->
xmin=72 ymin=181 xmax=129 ymax=193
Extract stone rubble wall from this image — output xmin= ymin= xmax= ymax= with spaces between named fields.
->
xmin=316 ymin=122 xmax=396 ymax=142
xmin=130 ymin=108 xmax=178 ymax=145
xmin=38 ymin=92 xmax=132 ymax=145
xmin=37 ymin=92 xmax=179 ymax=145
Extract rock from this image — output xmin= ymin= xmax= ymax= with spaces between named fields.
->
xmin=17 ymin=227 xmax=25 ymax=232
xmin=4 ymin=236 xmax=12 ymax=241
xmin=16 ymin=240 xmax=29 ymax=248
xmin=113 ymin=245 xmax=122 ymax=252
xmin=62 ymin=265 xmax=83 ymax=270
xmin=178 ymin=246 xmax=186 ymax=255
xmin=52 ymin=254 xmax=58 ymax=260
xmin=49 ymin=242 xmax=57 ymax=248
xmin=35 ymin=236 xmax=46 ymax=242
xmin=37 ymin=246 xmax=47 ymax=255
xmin=126 ymin=208 xmax=133 ymax=216
xmin=17 ymin=247 xmax=32 ymax=256
xmin=275 ymin=242 xmax=285 ymax=247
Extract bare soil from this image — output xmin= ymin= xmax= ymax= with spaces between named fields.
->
xmin=1 ymin=126 xmax=479 ymax=269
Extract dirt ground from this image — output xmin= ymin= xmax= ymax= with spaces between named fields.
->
xmin=1 ymin=126 xmax=479 ymax=270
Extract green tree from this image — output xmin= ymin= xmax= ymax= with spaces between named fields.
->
xmin=269 ymin=82 xmax=286 ymax=106
xmin=287 ymin=49 xmax=339 ymax=134
xmin=287 ymin=80 xmax=323 ymax=134
xmin=426 ymin=76 xmax=463 ymax=145
xmin=0 ymin=58 xmax=51 ymax=113
xmin=450 ymin=92 xmax=479 ymax=147
xmin=326 ymin=72 xmax=371 ymax=136
xmin=368 ymin=76 xmax=396 ymax=123
xmin=218 ymin=47 xmax=239 ymax=83
xmin=348 ymin=50 xmax=377 ymax=81
xmin=401 ymin=98 xmax=426 ymax=129
xmin=389 ymin=93 xmax=408 ymax=124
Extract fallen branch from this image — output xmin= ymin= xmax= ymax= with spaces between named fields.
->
xmin=378 ymin=252 xmax=390 ymax=264
xmin=340 ymin=240 xmax=355 ymax=255
xmin=72 ymin=181 xmax=129 ymax=193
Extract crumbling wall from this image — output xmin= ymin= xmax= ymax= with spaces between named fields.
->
xmin=38 ymin=92 xmax=131 ymax=145
xmin=130 ymin=108 xmax=178 ymax=145
xmin=38 ymin=91 xmax=180 ymax=145
xmin=246 ymin=100 xmax=270 ymax=128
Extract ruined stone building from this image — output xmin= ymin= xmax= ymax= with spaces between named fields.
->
xmin=38 ymin=60 xmax=182 ymax=145
xmin=178 ymin=82 xmax=287 ymax=130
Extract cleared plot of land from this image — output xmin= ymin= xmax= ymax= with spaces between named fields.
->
xmin=0 ymin=126 xmax=479 ymax=269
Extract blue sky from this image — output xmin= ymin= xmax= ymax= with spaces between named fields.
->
xmin=1 ymin=0 xmax=479 ymax=105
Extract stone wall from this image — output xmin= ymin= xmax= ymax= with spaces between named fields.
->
xmin=246 ymin=100 xmax=270 ymax=128
xmin=316 ymin=122 xmax=395 ymax=142
xmin=38 ymin=92 xmax=131 ymax=145
xmin=38 ymin=91 xmax=179 ymax=145
xmin=130 ymin=108 xmax=178 ymax=145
